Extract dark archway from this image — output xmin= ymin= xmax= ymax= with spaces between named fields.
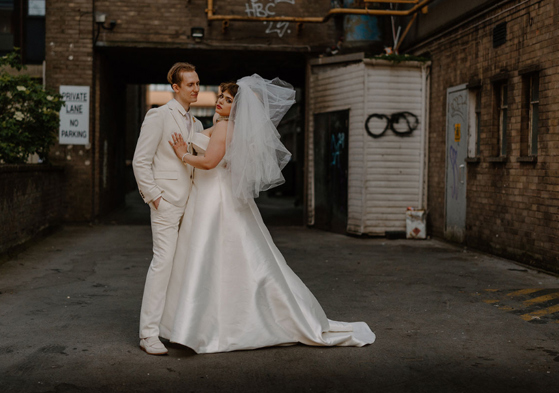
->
xmin=97 ymin=46 xmax=307 ymax=225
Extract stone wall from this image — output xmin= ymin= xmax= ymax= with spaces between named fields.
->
xmin=412 ymin=0 xmax=559 ymax=272
xmin=0 ymin=165 xmax=65 ymax=257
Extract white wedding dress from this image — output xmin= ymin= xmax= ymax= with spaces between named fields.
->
xmin=159 ymin=133 xmax=375 ymax=354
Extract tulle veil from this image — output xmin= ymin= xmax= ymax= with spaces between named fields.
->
xmin=225 ymin=74 xmax=296 ymax=204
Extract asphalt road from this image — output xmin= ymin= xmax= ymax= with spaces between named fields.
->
xmin=1 ymin=197 xmax=558 ymax=392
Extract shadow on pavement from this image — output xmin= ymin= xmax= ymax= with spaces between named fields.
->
xmin=101 ymin=191 xmax=304 ymax=227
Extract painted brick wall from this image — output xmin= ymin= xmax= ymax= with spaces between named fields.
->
xmin=414 ymin=0 xmax=559 ymax=272
xmin=0 ymin=165 xmax=65 ymax=256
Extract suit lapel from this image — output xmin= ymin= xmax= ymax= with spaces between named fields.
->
xmin=168 ymin=100 xmax=189 ymax=141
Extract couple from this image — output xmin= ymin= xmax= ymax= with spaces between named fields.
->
xmin=132 ymin=62 xmax=375 ymax=355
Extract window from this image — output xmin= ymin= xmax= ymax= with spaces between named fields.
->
xmin=467 ymin=88 xmax=481 ymax=159
xmin=25 ymin=0 xmax=45 ymax=63
xmin=520 ymin=73 xmax=539 ymax=158
xmin=28 ymin=0 xmax=44 ymax=16
xmin=495 ymin=82 xmax=508 ymax=157
xmin=0 ymin=1 xmax=45 ymax=63
xmin=0 ymin=0 xmax=14 ymax=54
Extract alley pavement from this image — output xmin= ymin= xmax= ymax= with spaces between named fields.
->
xmin=1 ymin=195 xmax=559 ymax=393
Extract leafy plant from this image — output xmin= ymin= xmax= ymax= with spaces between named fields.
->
xmin=371 ymin=54 xmax=430 ymax=64
xmin=0 ymin=50 xmax=64 ymax=164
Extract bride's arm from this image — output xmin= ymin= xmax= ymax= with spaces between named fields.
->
xmin=169 ymin=123 xmax=227 ymax=170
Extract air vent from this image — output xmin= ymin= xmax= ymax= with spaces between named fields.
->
xmin=493 ymin=22 xmax=507 ymax=48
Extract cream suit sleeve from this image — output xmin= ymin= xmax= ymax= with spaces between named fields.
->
xmin=132 ymin=108 xmax=163 ymax=204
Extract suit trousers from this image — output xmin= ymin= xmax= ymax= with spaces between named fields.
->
xmin=139 ymin=198 xmax=186 ymax=339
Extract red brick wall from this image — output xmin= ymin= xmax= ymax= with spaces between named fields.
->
xmin=415 ymin=0 xmax=559 ymax=272
xmin=0 ymin=165 xmax=65 ymax=256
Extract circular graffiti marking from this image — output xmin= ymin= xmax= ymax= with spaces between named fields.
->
xmin=365 ymin=111 xmax=419 ymax=138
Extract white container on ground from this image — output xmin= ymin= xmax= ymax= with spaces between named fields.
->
xmin=406 ymin=209 xmax=426 ymax=239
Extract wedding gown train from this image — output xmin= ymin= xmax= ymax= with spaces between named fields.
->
xmin=159 ymin=133 xmax=375 ymax=354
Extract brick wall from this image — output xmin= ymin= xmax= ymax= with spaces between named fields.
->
xmin=46 ymin=0 xmax=95 ymax=221
xmin=45 ymin=0 xmax=342 ymax=221
xmin=414 ymin=0 xmax=559 ymax=273
xmin=0 ymin=165 xmax=65 ymax=256
xmin=93 ymin=0 xmax=336 ymax=50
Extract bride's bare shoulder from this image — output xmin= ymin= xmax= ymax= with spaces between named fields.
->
xmin=212 ymin=121 xmax=228 ymax=136
xmin=203 ymin=125 xmax=215 ymax=137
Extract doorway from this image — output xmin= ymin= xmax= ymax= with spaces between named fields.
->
xmin=445 ymin=84 xmax=468 ymax=242
xmin=313 ymin=110 xmax=349 ymax=233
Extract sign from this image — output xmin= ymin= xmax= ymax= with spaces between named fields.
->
xmin=454 ymin=123 xmax=461 ymax=142
xmin=59 ymin=85 xmax=90 ymax=145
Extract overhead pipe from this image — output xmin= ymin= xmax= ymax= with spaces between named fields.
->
xmin=206 ymin=0 xmax=434 ymax=24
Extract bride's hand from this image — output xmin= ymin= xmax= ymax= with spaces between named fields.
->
xmin=169 ymin=133 xmax=188 ymax=160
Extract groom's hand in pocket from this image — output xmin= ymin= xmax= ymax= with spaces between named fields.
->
xmin=153 ymin=196 xmax=162 ymax=210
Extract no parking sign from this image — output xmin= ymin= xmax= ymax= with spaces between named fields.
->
xmin=59 ymin=85 xmax=90 ymax=145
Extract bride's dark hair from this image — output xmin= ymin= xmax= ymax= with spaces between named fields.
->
xmin=219 ymin=82 xmax=239 ymax=97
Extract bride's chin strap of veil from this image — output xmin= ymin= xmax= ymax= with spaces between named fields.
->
xmin=225 ymin=74 xmax=296 ymax=204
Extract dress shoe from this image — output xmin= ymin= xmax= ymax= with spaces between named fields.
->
xmin=139 ymin=336 xmax=168 ymax=355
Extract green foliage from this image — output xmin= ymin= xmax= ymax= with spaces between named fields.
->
xmin=371 ymin=54 xmax=430 ymax=64
xmin=0 ymin=50 xmax=64 ymax=164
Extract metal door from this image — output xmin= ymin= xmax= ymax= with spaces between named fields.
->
xmin=314 ymin=110 xmax=349 ymax=233
xmin=445 ymin=85 xmax=468 ymax=242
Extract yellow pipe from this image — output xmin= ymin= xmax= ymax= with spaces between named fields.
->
xmin=206 ymin=0 xmax=434 ymax=23
xmin=364 ymin=0 xmax=419 ymax=3
xmin=395 ymin=12 xmax=418 ymax=51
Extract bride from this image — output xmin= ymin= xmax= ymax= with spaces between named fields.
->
xmin=158 ymin=75 xmax=375 ymax=354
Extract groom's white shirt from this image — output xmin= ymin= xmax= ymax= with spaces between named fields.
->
xmin=132 ymin=98 xmax=204 ymax=206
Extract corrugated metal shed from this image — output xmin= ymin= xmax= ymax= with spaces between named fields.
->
xmin=307 ymin=53 xmax=430 ymax=235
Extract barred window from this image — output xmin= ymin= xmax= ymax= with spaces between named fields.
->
xmin=520 ymin=73 xmax=539 ymax=157
xmin=496 ymin=82 xmax=508 ymax=157
xmin=468 ymin=88 xmax=481 ymax=158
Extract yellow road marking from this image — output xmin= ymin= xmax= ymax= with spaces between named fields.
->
xmin=523 ymin=292 xmax=559 ymax=306
xmin=506 ymin=289 xmax=542 ymax=297
xmin=482 ymin=299 xmax=499 ymax=304
xmin=520 ymin=304 xmax=559 ymax=321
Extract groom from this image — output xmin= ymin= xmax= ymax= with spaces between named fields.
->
xmin=132 ymin=62 xmax=203 ymax=355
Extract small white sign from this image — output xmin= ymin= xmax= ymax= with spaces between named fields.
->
xmin=59 ymin=85 xmax=90 ymax=145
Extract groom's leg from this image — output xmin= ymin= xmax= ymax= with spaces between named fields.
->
xmin=139 ymin=199 xmax=186 ymax=339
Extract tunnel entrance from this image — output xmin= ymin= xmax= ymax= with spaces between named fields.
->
xmin=97 ymin=46 xmax=306 ymax=226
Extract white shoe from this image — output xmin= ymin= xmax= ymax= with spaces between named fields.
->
xmin=139 ymin=336 xmax=168 ymax=355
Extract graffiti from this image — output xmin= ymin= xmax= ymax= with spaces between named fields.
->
xmin=450 ymin=94 xmax=467 ymax=122
xmin=449 ymin=145 xmax=459 ymax=200
xmin=364 ymin=111 xmax=419 ymax=138
xmin=330 ymin=132 xmax=345 ymax=168
xmin=245 ymin=0 xmax=295 ymax=37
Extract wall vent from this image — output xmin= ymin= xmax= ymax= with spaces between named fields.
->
xmin=493 ymin=22 xmax=507 ymax=48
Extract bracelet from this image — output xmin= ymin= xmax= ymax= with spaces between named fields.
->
xmin=181 ymin=152 xmax=191 ymax=164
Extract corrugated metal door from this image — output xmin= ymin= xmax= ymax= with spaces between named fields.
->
xmin=313 ymin=110 xmax=349 ymax=233
xmin=445 ymin=84 xmax=468 ymax=242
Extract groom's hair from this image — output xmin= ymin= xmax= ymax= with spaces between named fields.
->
xmin=167 ymin=62 xmax=196 ymax=86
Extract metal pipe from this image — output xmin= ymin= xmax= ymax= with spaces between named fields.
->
xmin=206 ymin=0 xmax=434 ymax=23
xmin=365 ymin=0 xmax=419 ymax=4
xmin=365 ymin=0 xmax=419 ymax=3
xmin=395 ymin=12 xmax=417 ymax=52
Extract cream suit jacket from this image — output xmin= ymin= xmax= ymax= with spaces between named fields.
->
xmin=132 ymin=99 xmax=204 ymax=206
